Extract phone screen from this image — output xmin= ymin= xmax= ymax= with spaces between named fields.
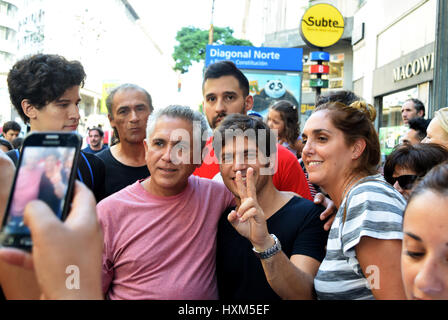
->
xmin=3 ymin=146 xmax=76 ymax=236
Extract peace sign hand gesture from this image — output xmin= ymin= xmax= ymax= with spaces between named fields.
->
xmin=228 ymin=167 xmax=275 ymax=252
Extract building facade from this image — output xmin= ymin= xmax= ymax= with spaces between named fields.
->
xmin=0 ymin=0 xmax=19 ymax=125
xmin=352 ymin=0 xmax=436 ymax=154
xmin=261 ymin=0 xmax=358 ymax=128
xmin=3 ymin=0 xmax=178 ymax=137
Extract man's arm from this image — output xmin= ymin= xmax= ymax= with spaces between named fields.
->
xmin=258 ymin=249 xmax=319 ymax=299
xmin=0 ymin=150 xmax=14 ymax=218
xmin=0 ymin=181 xmax=103 ymax=299
xmin=229 ymin=169 xmax=319 ymax=299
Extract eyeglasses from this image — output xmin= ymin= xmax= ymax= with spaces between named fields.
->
xmin=389 ymin=175 xmax=420 ymax=190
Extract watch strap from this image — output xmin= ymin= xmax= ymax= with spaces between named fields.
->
xmin=252 ymin=234 xmax=281 ymax=259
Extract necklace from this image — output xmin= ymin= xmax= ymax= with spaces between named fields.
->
xmin=341 ymin=174 xmax=363 ymax=203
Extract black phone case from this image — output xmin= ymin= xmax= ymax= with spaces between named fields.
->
xmin=0 ymin=132 xmax=82 ymax=251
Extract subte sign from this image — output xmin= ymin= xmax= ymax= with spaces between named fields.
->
xmin=300 ymin=4 xmax=345 ymax=48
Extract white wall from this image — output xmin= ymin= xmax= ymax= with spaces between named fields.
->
xmin=352 ymin=0 xmax=436 ymax=103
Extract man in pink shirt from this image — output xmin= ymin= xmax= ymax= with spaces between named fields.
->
xmin=97 ymin=105 xmax=234 ymax=300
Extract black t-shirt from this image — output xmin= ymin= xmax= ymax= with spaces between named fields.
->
xmin=96 ymin=148 xmax=150 ymax=198
xmin=216 ymin=196 xmax=329 ymax=300
xmin=6 ymin=149 xmax=106 ymax=203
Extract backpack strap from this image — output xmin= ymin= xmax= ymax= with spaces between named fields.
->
xmin=79 ymin=152 xmax=94 ymax=188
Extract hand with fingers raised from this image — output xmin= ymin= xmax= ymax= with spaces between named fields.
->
xmin=227 ymin=167 xmax=276 ymax=253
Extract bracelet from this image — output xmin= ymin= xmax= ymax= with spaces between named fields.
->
xmin=252 ymin=234 xmax=281 ymax=259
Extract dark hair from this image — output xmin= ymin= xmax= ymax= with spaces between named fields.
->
xmin=3 ymin=121 xmax=21 ymax=134
xmin=0 ymin=138 xmax=13 ymax=151
xmin=7 ymin=54 xmax=86 ymax=123
xmin=405 ymin=98 xmax=425 ymax=117
xmin=88 ymin=127 xmax=104 ymax=138
xmin=105 ymin=83 xmax=153 ymax=143
xmin=203 ymin=61 xmax=249 ymax=97
xmin=383 ymin=143 xmax=448 ymax=185
xmin=407 ymin=117 xmax=431 ymax=140
xmin=407 ymin=161 xmax=448 ymax=205
xmin=12 ymin=137 xmax=23 ymax=149
xmin=213 ymin=113 xmax=276 ymax=160
xmin=269 ymin=100 xmax=299 ymax=146
xmin=315 ymin=90 xmax=361 ymax=107
xmin=314 ymin=101 xmax=380 ymax=175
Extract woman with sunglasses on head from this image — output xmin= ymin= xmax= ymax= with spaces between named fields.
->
xmin=302 ymin=101 xmax=407 ymax=299
xmin=401 ymin=162 xmax=448 ymax=300
xmin=383 ymin=143 xmax=448 ymax=200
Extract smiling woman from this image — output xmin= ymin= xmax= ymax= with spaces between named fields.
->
xmin=302 ymin=101 xmax=407 ymax=300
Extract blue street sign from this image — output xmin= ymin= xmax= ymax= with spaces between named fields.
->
xmin=310 ymin=51 xmax=330 ymax=62
xmin=205 ymin=45 xmax=303 ymax=71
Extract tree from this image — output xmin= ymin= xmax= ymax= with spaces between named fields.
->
xmin=172 ymin=26 xmax=253 ymax=74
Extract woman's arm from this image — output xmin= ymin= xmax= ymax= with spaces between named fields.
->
xmin=356 ymin=236 xmax=406 ymax=299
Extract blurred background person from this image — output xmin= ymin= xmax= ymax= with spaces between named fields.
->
xmin=266 ymin=100 xmax=320 ymax=198
xmin=383 ymin=143 xmax=448 ymax=200
xmin=401 ymin=98 xmax=425 ymax=125
xmin=422 ymin=107 xmax=448 ymax=149
xmin=1 ymin=121 xmax=21 ymax=144
xmin=401 ymin=162 xmax=448 ymax=300
xmin=266 ymin=100 xmax=303 ymax=158
xmin=302 ymin=101 xmax=406 ymax=299
xmin=83 ymin=127 xmax=108 ymax=154
xmin=402 ymin=118 xmax=431 ymax=145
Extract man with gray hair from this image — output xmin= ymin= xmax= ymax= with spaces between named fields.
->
xmin=97 ymin=105 xmax=235 ymax=299
xmin=97 ymin=83 xmax=153 ymax=198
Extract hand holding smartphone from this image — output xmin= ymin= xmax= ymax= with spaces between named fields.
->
xmin=0 ymin=132 xmax=81 ymax=251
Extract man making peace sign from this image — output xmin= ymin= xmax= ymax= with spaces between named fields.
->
xmin=214 ymin=114 xmax=329 ymax=300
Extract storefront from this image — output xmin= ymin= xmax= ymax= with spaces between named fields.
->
xmin=372 ymin=42 xmax=434 ymax=156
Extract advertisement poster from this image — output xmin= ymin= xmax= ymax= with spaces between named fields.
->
xmin=379 ymin=125 xmax=409 ymax=156
xmin=243 ymin=71 xmax=302 ymax=118
xmin=205 ymin=45 xmax=303 ymax=119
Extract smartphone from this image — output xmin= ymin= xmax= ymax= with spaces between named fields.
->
xmin=0 ymin=132 xmax=82 ymax=251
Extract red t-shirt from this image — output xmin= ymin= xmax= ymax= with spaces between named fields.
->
xmin=193 ymin=138 xmax=312 ymax=200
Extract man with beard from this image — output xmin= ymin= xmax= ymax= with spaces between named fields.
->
xmin=83 ymin=127 xmax=108 ymax=154
xmin=193 ymin=60 xmax=312 ymax=200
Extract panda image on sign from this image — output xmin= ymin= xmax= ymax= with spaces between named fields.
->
xmin=253 ymin=79 xmax=299 ymax=113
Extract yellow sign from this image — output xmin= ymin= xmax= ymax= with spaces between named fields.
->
xmin=100 ymin=82 xmax=119 ymax=114
xmin=300 ymin=4 xmax=345 ymax=48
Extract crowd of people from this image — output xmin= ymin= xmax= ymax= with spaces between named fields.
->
xmin=0 ymin=53 xmax=447 ymax=300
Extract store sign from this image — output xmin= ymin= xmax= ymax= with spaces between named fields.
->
xmin=205 ymin=45 xmax=303 ymax=71
xmin=300 ymin=3 xmax=345 ymax=48
xmin=393 ymin=53 xmax=434 ymax=82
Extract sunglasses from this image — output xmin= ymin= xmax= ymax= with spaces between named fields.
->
xmin=389 ymin=175 xmax=420 ymax=190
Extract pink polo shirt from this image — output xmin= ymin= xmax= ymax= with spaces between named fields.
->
xmin=97 ymin=175 xmax=235 ymax=300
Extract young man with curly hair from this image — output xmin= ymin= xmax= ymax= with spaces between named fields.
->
xmin=6 ymin=53 xmax=105 ymax=202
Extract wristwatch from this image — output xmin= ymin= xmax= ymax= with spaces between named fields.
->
xmin=252 ymin=234 xmax=281 ymax=259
